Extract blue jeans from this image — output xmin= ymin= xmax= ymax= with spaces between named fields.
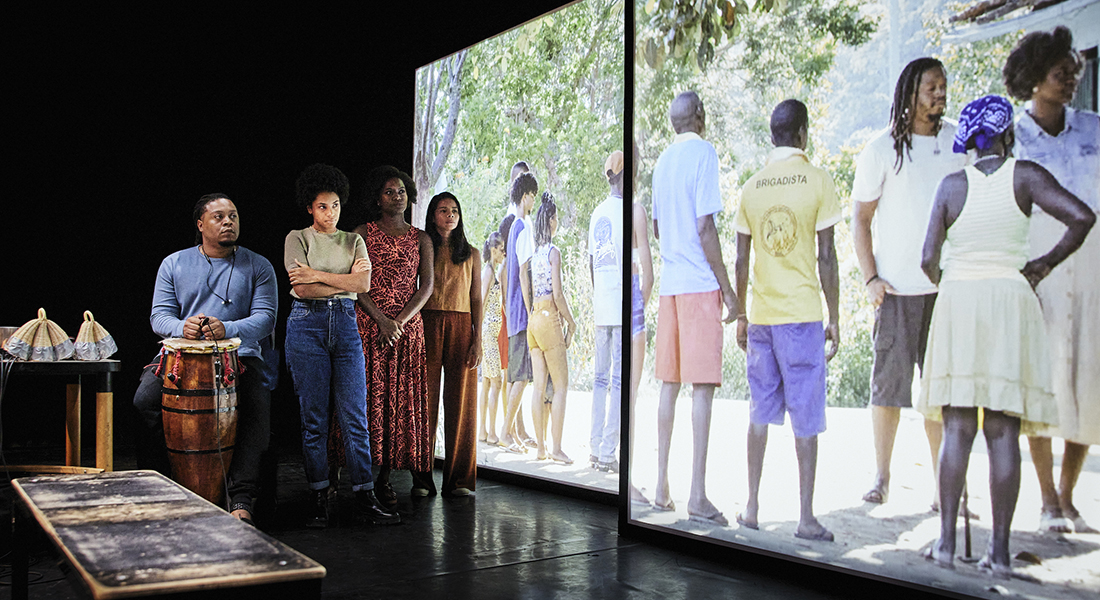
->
xmin=590 ymin=325 xmax=622 ymax=462
xmin=286 ymin=298 xmax=374 ymax=492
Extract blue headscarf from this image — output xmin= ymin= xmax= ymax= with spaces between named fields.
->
xmin=953 ymin=95 xmax=1014 ymax=154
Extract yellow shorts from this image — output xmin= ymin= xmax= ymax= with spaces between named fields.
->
xmin=526 ymin=298 xmax=565 ymax=353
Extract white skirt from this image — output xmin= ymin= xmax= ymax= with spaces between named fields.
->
xmin=917 ymin=277 xmax=1057 ymax=430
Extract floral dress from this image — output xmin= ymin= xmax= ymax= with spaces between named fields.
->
xmin=481 ymin=267 xmax=503 ymax=374
xmin=330 ymin=222 xmax=431 ymax=472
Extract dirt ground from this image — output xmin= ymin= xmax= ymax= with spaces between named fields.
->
xmin=471 ymin=386 xmax=1099 ymax=599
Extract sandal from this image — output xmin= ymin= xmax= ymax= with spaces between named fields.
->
xmin=1039 ymin=509 xmax=1071 ymax=533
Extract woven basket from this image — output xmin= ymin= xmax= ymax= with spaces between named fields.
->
xmin=2 ymin=308 xmax=74 ymax=361
xmin=74 ymin=311 xmax=118 ymax=360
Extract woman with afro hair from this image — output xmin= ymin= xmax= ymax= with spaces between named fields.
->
xmin=1003 ymin=26 xmax=1100 ymax=535
xmin=284 ymin=163 xmax=399 ymax=528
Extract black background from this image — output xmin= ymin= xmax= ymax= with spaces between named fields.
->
xmin=4 ymin=1 xmax=575 ymax=457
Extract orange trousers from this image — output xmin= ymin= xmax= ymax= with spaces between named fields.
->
xmin=421 ymin=310 xmax=478 ymax=493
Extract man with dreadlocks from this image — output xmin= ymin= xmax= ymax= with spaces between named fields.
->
xmin=851 ymin=58 xmax=967 ymax=512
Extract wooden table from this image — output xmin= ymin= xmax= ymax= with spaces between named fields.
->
xmin=11 ymin=470 xmax=326 ymax=600
xmin=7 ymin=359 xmax=120 ymax=471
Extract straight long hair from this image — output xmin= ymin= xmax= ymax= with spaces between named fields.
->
xmin=426 ymin=192 xmax=473 ymax=265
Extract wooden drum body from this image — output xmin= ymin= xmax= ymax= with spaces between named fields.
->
xmin=160 ymin=338 xmax=241 ymax=504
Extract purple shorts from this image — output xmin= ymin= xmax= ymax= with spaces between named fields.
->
xmin=746 ymin=322 xmax=827 ymax=438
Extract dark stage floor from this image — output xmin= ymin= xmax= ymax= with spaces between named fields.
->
xmin=1 ymin=448 xmax=944 ymax=599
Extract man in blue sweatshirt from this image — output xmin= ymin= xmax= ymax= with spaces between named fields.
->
xmin=133 ymin=193 xmax=278 ymax=526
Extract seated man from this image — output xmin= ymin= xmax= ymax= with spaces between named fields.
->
xmin=133 ymin=193 xmax=277 ymax=526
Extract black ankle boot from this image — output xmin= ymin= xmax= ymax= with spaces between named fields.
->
xmin=355 ymin=489 xmax=401 ymax=525
xmin=306 ymin=487 xmax=329 ymax=529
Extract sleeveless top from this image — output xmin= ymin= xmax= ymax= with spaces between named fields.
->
xmin=483 ymin=267 xmax=502 ymax=329
xmin=942 ymin=158 xmax=1029 ymax=282
xmin=532 ymin=243 xmax=555 ymax=299
xmin=424 ymin=246 xmax=476 ymax=313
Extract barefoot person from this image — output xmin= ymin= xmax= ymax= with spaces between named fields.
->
xmin=919 ymin=96 xmax=1093 ymax=577
xmin=1004 ymin=26 xmax=1100 ymax=534
xmin=629 ymin=139 xmax=655 ymax=507
xmin=527 ymin=193 xmax=576 ymax=463
xmin=851 ymin=58 xmax=968 ymax=510
xmin=651 ymin=91 xmax=737 ymax=524
xmin=499 ymin=172 xmax=540 ymax=453
xmin=478 ymin=232 xmax=506 ymax=446
xmin=734 ymin=100 xmax=841 ymax=541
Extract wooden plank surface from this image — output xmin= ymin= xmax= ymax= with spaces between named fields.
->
xmin=13 ymin=471 xmax=325 ymax=599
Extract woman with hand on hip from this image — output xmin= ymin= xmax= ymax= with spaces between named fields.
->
xmin=919 ymin=96 xmax=1093 ymax=578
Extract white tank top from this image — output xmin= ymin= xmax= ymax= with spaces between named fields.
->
xmin=942 ymin=158 xmax=1030 ymax=282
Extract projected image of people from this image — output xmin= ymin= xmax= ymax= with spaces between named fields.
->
xmin=632 ymin=0 xmax=1100 ymax=596
xmin=413 ymin=0 xmax=624 ymax=493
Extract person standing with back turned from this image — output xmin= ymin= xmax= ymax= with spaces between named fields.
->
xmin=734 ymin=99 xmax=841 ymax=542
xmin=650 ymin=91 xmax=737 ymax=525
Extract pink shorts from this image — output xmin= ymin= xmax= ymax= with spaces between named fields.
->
xmin=655 ymin=290 xmax=723 ymax=384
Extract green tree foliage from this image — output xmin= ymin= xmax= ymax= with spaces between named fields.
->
xmin=415 ymin=0 xmax=625 ymax=389
xmin=925 ymin=8 xmax=1023 ymax=113
xmin=635 ymin=0 xmax=877 ymax=402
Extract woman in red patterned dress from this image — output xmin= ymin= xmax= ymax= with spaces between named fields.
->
xmin=351 ymin=165 xmax=434 ymax=506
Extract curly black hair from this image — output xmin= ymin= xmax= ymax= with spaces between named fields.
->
xmin=510 ymin=172 xmax=538 ymax=206
xmin=295 ymin=164 xmax=349 ymax=211
xmin=358 ymin=165 xmax=410 ymax=224
xmin=193 ymin=193 xmax=231 ymax=244
xmin=1003 ymin=26 xmax=1080 ymax=101
xmin=533 ymin=192 xmax=557 ymax=247
xmin=425 ymin=191 xmax=473 ymax=265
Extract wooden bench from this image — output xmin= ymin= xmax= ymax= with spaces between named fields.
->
xmin=11 ymin=470 xmax=325 ymax=599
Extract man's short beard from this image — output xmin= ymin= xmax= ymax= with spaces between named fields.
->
xmin=217 ymin=238 xmax=237 ymax=248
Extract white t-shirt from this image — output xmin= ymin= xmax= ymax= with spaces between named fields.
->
xmin=651 ymin=132 xmax=724 ymax=296
xmin=589 ymin=194 xmax=624 ymax=326
xmin=516 ymin=215 xmax=535 ymax=267
xmin=850 ymin=122 xmax=967 ymax=295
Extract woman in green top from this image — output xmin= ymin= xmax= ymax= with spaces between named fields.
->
xmin=284 ymin=163 xmax=398 ymax=528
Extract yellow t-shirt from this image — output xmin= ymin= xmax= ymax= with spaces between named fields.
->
xmin=735 ymin=148 xmax=842 ymax=325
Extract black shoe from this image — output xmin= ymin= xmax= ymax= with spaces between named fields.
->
xmin=355 ymin=489 xmax=401 ymax=525
xmin=306 ymin=488 xmax=329 ymax=529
